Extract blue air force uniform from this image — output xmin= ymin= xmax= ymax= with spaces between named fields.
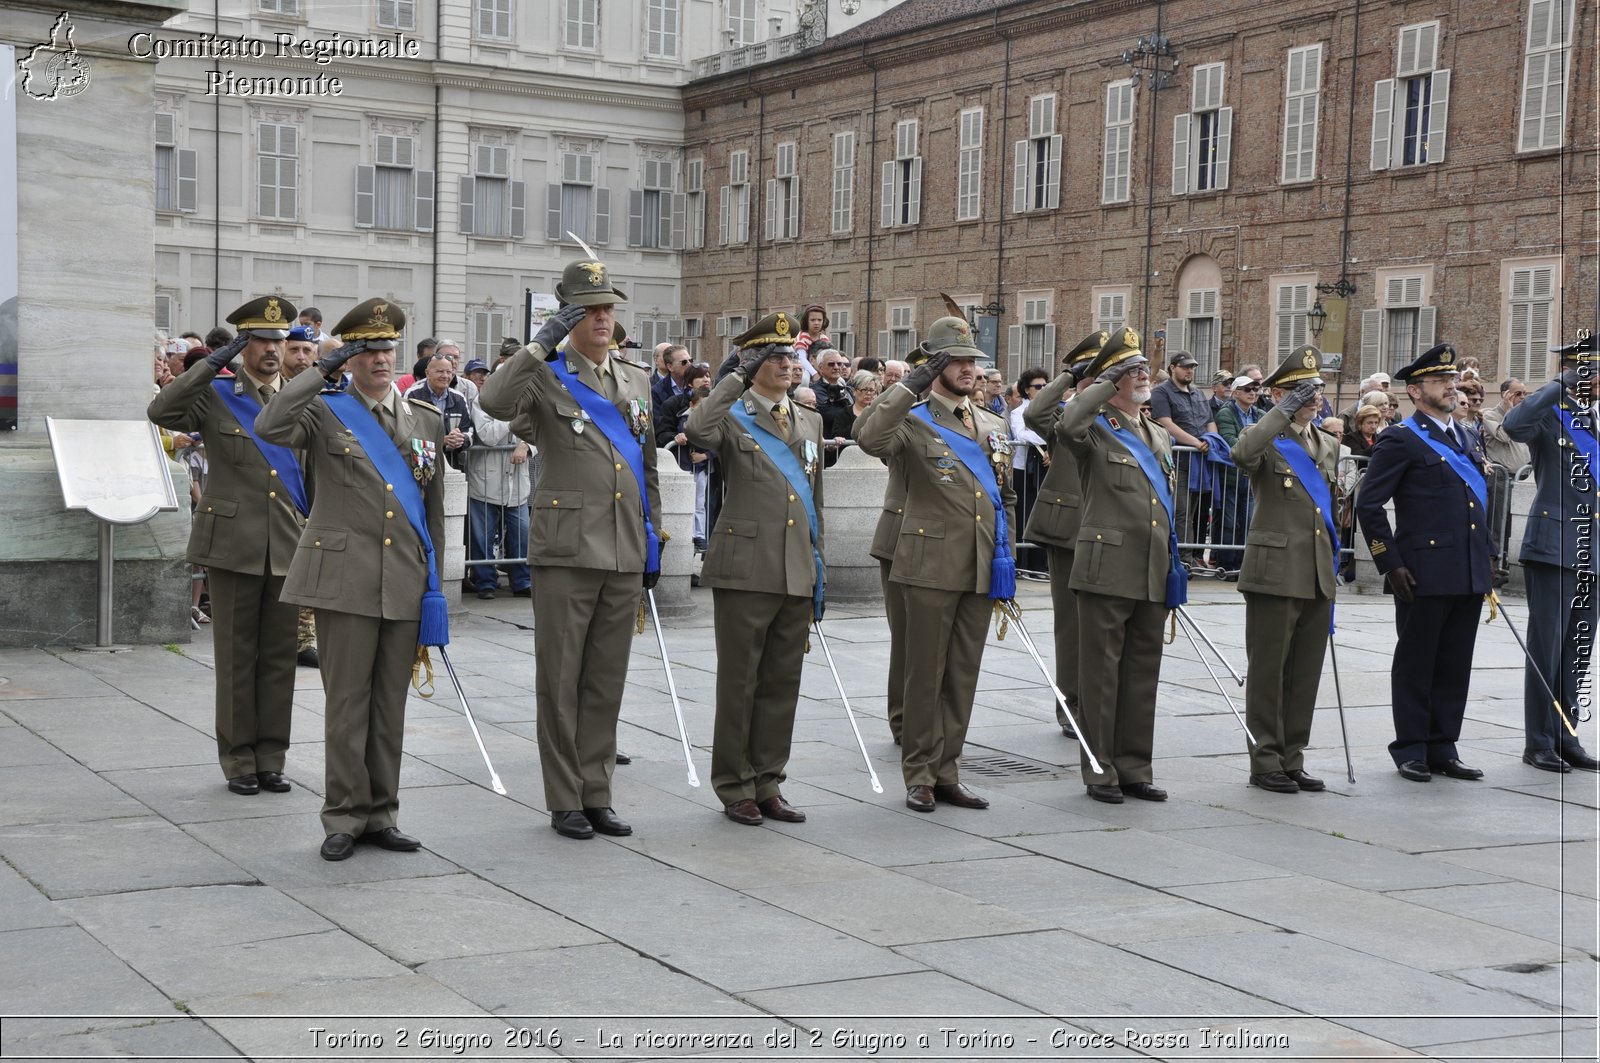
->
xmin=1355 ymin=344 xmax=1495 ymax=775
xmin=1500 ymin=335 xmax=1600 ymax=772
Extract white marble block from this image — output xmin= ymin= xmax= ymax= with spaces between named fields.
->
xmin=653 ymin=448 xmax=696 ymax=617
xmin=821 ymin=444 xmax=889 ymax=603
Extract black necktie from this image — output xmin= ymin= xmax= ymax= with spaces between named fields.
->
xmin=1444 ymin=423 xmax=1459 ymax=449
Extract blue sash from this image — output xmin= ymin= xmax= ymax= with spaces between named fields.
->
xmin=911 ymin=404 xmax=1016 ymax=600
xmin=1098 ymin=414 xmax=1188 ymax=608
xmin=727 ymin=402 xmax=826 ymax=619
xmin=211 ymin=378 xmax=309 ymax=516
xmin=1395 ymin=415 xmax=1488 ymax=509
xmin=549 ymin=358 xmax=660 ymax=575
xmin=1556 ymin=405 xmax=1599 ymax=480
xmin=1273 ymin=433 xmax=1340 ymax=632
xmin=323 ymin=393 xmax=449 ymax=647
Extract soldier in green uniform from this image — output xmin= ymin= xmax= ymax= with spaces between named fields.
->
xmin=255 ymin=298 xmax=444 ymax=861
xmin=1062 ymin=329 xmax=1186 ymax=804
xmin=688 ymin=312 xmax=825 ymax=826
xmin=148 ymin=296 xmax=305 ymax=796
xmin=1023 ymin=330 xmax=1108 ymax=739
xmin=1231 ymin=347 xmax=1340 ymax=793
xmin=478 ymin=260 xmax=662 ymax=841
xmin=871 ymin=454 xmax=910 ymax=745
xmin=856 ymin=317 xmax=1016 ymax=813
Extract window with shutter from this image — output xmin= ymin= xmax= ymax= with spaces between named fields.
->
xmin=373 ymin=134 xmax=416 ymax=231
xmin=1376 ymin=273 xmax=1429 ymax=374
xmin=471 ymin=140 xmax=512 ymax=238
xmin=723 ymin=150 xmax=751 ymax=244
xmin=827 ymin=305 xmax=852 ymax=356
xmin=685 ymin=158 xmax=705 ymax=248
xmin=1519 ymin=0 xmax=1573 ymax=152
xmin=1506 ymin=264 xmax=1557 ymax=379
xmin=646 ymin=0 xmax=681 ymax=59
xmin=1274 ymin=282 xmax=1312 ymax=358
xmin=1176 ymin=63 xmax=1230 ymax=194
xmin=556 ymin=152 xmax=595 ymax=243
xmin=257 ymin=122 xmax=298 ymax=221
xmin=1094 ymin=289 xmax=1128 ymax=333
xmin=831 ymin=132 xmax=854 ymax=233
xmin=155 ymin=113 xmax=178 ymax=211
xmin=565 ymin=0 xmax=597 ymax=49
xmin=1020 ymin=292 xmax=1053 ymax=369
xmin=154 ymin=293 xmax=174 ymax=333
xmin=771 ymin=142 xmax=799 ymax=240
xmin=1183 ymin=288 xmax=1221 ymax=373
xmin=377 ymin=0 xmax=415 ymax=30
xmin=1281 ymin=45 xmax=1322 ymax=183
xmin=476 ymin=0 xmax=512 ymax=40
xmin=1016 ymin=95 xmax=1060 ymax=213
xmin=885 ymin=120 xmax=921 ymax=228
xmin=1374 ymin=22 xmax=1449 ymax=169
xmin=727 ymin=0 xmax=757 ymax=46
xmin=473 ymin=310 xmax=507 ymax=361
xmin=1102 ymin=81 xmax=1134 ymax=204
xmin=956 ymin=109 xmax=983 ymax=221
xmin=258 ymin=0 xmax=299 ymax=14
xmin=631 ymin=159 xmax=675 ymax=249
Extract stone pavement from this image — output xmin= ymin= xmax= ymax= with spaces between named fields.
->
xmin=0 ymin=581 xmax=1595 ymax=1062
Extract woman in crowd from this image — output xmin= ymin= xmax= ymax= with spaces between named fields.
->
xmin=1344 ymin=402 xmax=1387 ymax=457
xmin=839 ymin=370 xmax=880 ymax=439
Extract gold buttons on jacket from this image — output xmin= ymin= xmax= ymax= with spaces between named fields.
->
xmin=787 ymin=519 xmax=795 ymax=526
xmin=976 ymin=491 xmax=983 ymax=498
xmin=918 ymin=528 xmax=925 ymax=534
xmin=552 ymin=499 xmax=560 ymax=506
xmin=314 ymin=540 xmax=320 ymax=547
xmin=344 ymin=446 xmax=351 ymax=453
xmin=234 ymin=428 xmax=242 ymax=434
xmin=615 ymin=462 xmax=623 ymax=470
xmin=1151 ymin=520 xmax=1158 ymax=526
xmin=385 ymin=510 xmax=394 ymax=519
xmin=976 ymin=514 xmax=983 ymax=522
xmin=1429 ymin=539 xmax=1436 ymax=545
xmin=1471 ymin=523 xmax=1477 ymax=529
xmin=206 ymin=506 xmax=213 ymax=512
xmin=1151 ymin=498 xmax=1158 ymax=505
xmin=385 ymin=483 xmax=393 ymax=491
xmin=384 ymin=537 xmax=392 ymax=546
xmin=789 ymin=494 xmax=797 ymax=502
xmin=268 ymin=491 xmax=276 ymax=499
xmin=1096 ymin=534 xmax=1103 ymax=541
xmin=615 ymin=492 xmax=623 ymax=499
xmin=1469 ymin=501 xmax=1476 ymax=509
xmin=269 ymin=469 xmax=278 ymax=478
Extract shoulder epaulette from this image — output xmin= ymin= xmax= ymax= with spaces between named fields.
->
xmin=616 ymin=357 xmax=652 ymax=372
xmin=407 ymin=397 xmax=442 ymax=416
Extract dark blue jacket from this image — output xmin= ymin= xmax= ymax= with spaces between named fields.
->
xmin=1502 ymin=379 xmax=1597 ymax=573
xmin=1356 ymin=414 xmax=1495 ymax=596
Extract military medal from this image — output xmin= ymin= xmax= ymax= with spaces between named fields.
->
xmin=571 ymin=417 xmax=585 ymax=435
xmin=803 ymin=438 xmax=818 ymax=477
xmin=934 ymin=456 xmax=957 ymax=483
xmin=408 ymin=438 xmax=437 ymax=484
xmin=1107 ymin=415 xmax=1122 ymax=430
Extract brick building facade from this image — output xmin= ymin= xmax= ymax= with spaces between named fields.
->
xmin=679 ymin=0 xmax=1596 ymax=394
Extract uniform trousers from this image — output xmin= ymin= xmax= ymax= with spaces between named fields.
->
xmin=315 ymin=609 xmax=417 ymax=837
xmin=710 ymin=588 xmax=811 ymax=804
xmin=1075 ymin=591 xmax=1166 ymax=786
xmin=1389 ymin=594 xmax=1482 ymax=766
xmin=898 ymin=585 xmax=992 ymax=788
xmin=1243 ymin=592 xmax=1332 ymax=774
xmin=1522 ymin=561 xmax=1596 ymax=752
xmin=207 ymin=566 xmax=298 ymax=779
xmin=531 ymin=564 xmax=636 ymax=810
xmin=880 ymin=559 xmax=907 ymax=742
xmin=1047 ymin=545 xmax=1080 ymax=729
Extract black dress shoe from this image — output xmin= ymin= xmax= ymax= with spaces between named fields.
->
xmin=1560 ymin=746 xmax=1600 ymax=772
xmin=892 ymin=734 xmax=902 ymax=746
xmin=1250 ymin=771 xmax=1300 ymax=794
xmin=551 ymin=810 xmax=595 ymax=839
xmin=1120 ymin=782 xmax=1168 ymax=802
xmin=614 ymin=751 xmax=632 ymax=765
xmin=583 ymin=806 xmax=633 ymax=836
xmin=724 ymin=799 xmax=764 ymax=825
xmin=1286 ymin=769 xmax=1325 ymax=791
xmin=758 ymin=795 xmax=807 ymax=822
xmin=1523 ymin=749 xmax=1571 ymax=773
xmin=1060 ymin=723 xmax=1077 ymax=739
xmin=933 ymin=782 xmax=989 ymax=809
xmin=512 ymin=588 xmax=531 ymax=598
xmin=1086 ymin=783 xmax=1125 ymax=804
xmin=362 ymin=826 xmax=421 ymax=851
xmin=1397 ymin=760 xmax=1432 ymax=782
xmin=905 ymin=785 xmax=935 ymax=812
xmin=320 ymin=833 xmax=356 ymax=861
xmin=227 ymin=773 xmax=260 ymax=795
xmin=296 ymin=647 xmax=320 ymax=668
xmin=257 ymin=770 xmax=291 ymax=793
xmin=1430 ymin=758 xmax=1484 ymax=780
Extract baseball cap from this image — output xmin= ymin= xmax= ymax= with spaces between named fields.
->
xmin=1232 ymin=376 xmax=1258 ymax=389
xmin=1210 ymin=370 xmax=1232 ymax=385
xmin=286 ymin=325 xmax=317 ymax=343
xmin=464 ymin=359 xmax=489 ymax=374
xmin=1169 ymin=350 xmax=1199 ymax=368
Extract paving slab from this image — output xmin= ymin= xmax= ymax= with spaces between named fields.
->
xmin=0 ymin=817 xmax=254 ymax=899
xmin=1422 ymin=840 xmax=1600 ymax=898
xmin=0 ymin=1016 xmax=241 ymax=1060
xmin=0 ymin=726 xmax=75 ymax=768
xmin=100 ymin=763 xmax=321 ymax=825
xmin=0 ymin=858 xmax=70 ymax=932
xmin=0 ymin=761 xmax=149 ymax=827
xmin=286 ymin=873 xmax=607 ymax=965
xmin=1173 ymin=875 xmax=1572 ymax=973
xmin=1012 ymin=825 xmax=1294 ymax=888
xmin=1443 ymin=955 xmax=1598 ymax=1013
xmin=0 ymin=651 xmax=123 ymax=700
xmin=0 ymin=697 xmax=213 ymax=771
xmin=1174 ymin=821 xmax=1510 ymax=891
xmin=1388 ymin=879 xmax=1599 ymax=950
xmin=0 ymin=925 xmax=173 ymax=1014
xmin=1422 ymin=1024 xmax=1599 ymax=1062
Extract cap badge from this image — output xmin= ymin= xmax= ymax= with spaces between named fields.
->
xmin=775 ymin=314 xmax=791 ymax=337
xmin=1302 ymin=351 xmax=1317 ymax=370
xmin=264 ymin=298 xmax=284 ymax=323
xmin=1439 ymin=347 xmax=1454 ymax=365
xmin=579 ymin=261 xmax=605 ymax=286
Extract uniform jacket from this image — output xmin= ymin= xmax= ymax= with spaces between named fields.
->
xmin=1480 ymin=401 xmax=1532 ymax=472
xmin=1021 ymin=370 xmax=1084 ymax=550
xmin=869 ymin=455 xmax=909 ymax=564
xmin=1502 ymin=379 xmax=1596 ymax=572
xmin=253 ymin=370 xmax=445 ymax=620
xmin=147 ymin=364 xmax=306 ymax=576
xmin=1232 ymin=407 xmax=1340 ymax=600
xmin=1355 ymin=414 xmax=1495 ymax=596
xmin=686 ymin=374 xmax=825 ymax=597
xmin=1059 ymin=379 xmax=1175 ymax=603
xmin=855 ymin=384 xmax=1016 ymax=595
xmin=478 ymin=344 xmax=663 ymax=573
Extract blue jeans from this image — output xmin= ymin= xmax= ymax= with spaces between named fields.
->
xmin=468 ymin=498 xmax=530 ymax=591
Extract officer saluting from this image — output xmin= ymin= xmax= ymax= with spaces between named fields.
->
xmin=1231 ymin=347 xmax=1339 ymax=794
xmin=1356 ymin=342 xmax=1494 ymax=783
xmin=1060 ymin=328 xmax=1186 ymax=804
xmin=689 ymin=313 xmax=825 ymax=826
xmin=1501 ymin=334 xmax=1600 ymax=773
xmin=1023 ymin=330 xmax=1108 ymax=739
xmin=855 ymin=316 xmax=1016 ymax=814
xmin=255 ymin=298 xmax=445 ymax=860
xmin=478 ymin=260 xmax=661 ymax=840
xmin=147 ymin=296 xmax=306 ymax=797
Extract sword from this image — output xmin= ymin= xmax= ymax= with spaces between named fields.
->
xmin=436 ymin=647 xmax=507 ymax=795
xmin=646 ymin=588 xmax=701 ymax=787
xmin=1175 ymin=608 xmax=1257 ymax=746
xmin=1328 ymin=636 xmax=1356 ymax=783
xmin=813 ymin=621 xmax=883 ymax=794
xmin=1487 ymin=591 xmax=1583 ymax=738
xmin=996 ymin=599 xmax=1104 ymax=774
xmin=1177 ymin=605 xmax=1246 ymax=686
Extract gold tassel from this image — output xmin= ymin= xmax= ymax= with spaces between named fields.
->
xmin=637 ymin=594 xmax=647 ymax=635
xmin=805 ymin=638 xmax=812 ymax=654
xmin=410 ymin=646 xmax=435 ymax=698
xmin=1485 ymin=591 xmax=1500 ymax=623
xmin=994 ymin=601 xmax=1009 ymax=641
xmin=1166 ymin=611 xmax=1178 ymax=644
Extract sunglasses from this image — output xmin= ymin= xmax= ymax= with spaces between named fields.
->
xmin=1026 ymin=382 xmax=1045 ymax=391
xmin=1237 ymin=385 xmax=1260 ymax=392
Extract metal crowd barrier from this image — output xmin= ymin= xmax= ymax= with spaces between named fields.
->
xmin=461 ymin=442 xmax=534 ymax=569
